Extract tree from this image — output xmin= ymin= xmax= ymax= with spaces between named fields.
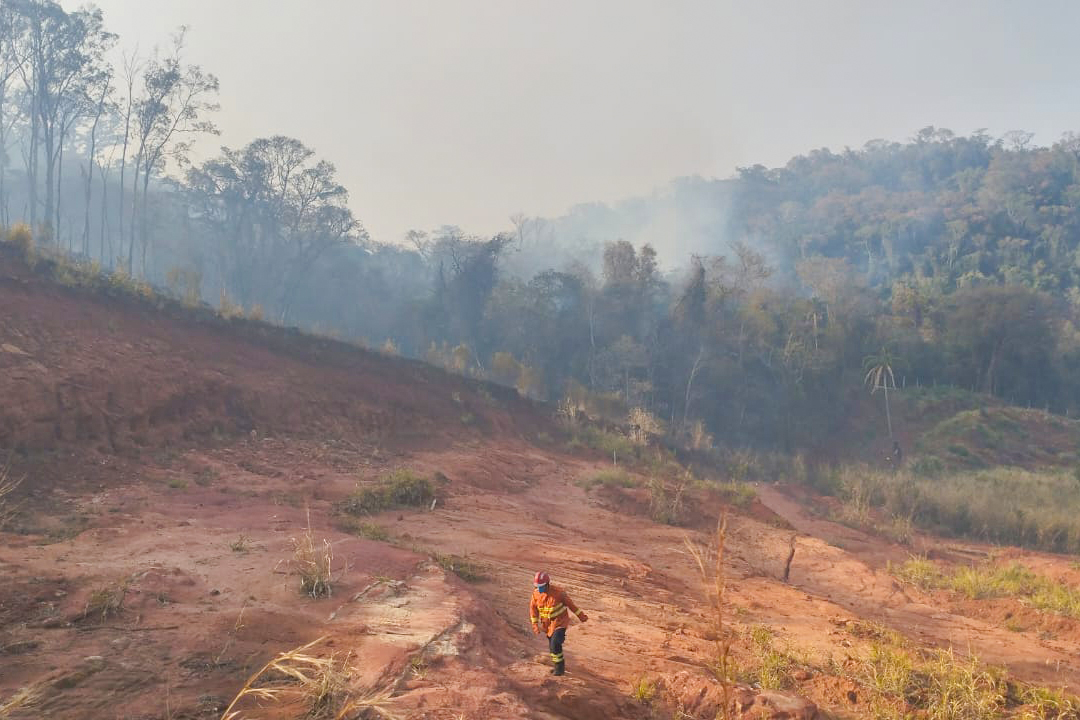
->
xmin=128 ymin=27 xmax=219 ymax=275
xmin=185 ymin=135 xmax=365 ymax=321
xmin=11 ymin=0 xmax=115 ymax=243
xmin=863 ymin=347 xmax=897 ymax=438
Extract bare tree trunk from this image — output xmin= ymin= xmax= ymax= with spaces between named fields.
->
xmin=884 ymin=384 xmax=892 ymax=438
xmin=139 ymin=168 xmax=151 ymax=278
xmin=682 ymin=345 xmax=705 ymax=431
xmin=82 ymin=89 xmax=106 ymax=256
xmin=127 ymin=158 xmax=139 ymax=274
xmin=98 ymin=163 xmax=109 ymax=265
xmin=56 ymin=132 xmax=65 ymax=251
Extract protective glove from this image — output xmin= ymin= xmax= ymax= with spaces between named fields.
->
xmin=577 ymin=611 xmax=589 ymax=622
xmin=532 ymin=623 xmax=540 ymax=635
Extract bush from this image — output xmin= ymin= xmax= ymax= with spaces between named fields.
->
xmin=6 ymin=223 xmax=33 ymax=259
xmin=337 ymin=517 xmax=391 ymax=542
xmin=340 ymin=470 xmax=435 ymax=515
xmin=567 ymin=425 xmax=637 ymax=463
xmin=717 ymin=479 xmax=757 ymax=509
xmin=431 ymin=551 xmax=485 ymax=582
xmin=577 ymin=468 xmax=636 ymax=490
xmin=648 ymin=474 xmax=687 ymax=525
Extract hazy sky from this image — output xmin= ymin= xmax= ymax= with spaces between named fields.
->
xmin=90 ymin=0 xmax=1080 ymax=244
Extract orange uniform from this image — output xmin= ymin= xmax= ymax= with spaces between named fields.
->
xmin=530 ymin=584 xmax=584 ymax=637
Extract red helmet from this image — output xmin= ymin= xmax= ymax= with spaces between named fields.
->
xmin=534 ymin=571 xmax=550 ymax=586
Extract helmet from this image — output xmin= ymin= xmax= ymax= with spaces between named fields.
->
xmin=534 ymin=571 xmax=550 ymax=587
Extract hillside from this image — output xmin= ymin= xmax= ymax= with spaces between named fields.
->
xmin=2 ymin=250 xmax=1080 ymax=720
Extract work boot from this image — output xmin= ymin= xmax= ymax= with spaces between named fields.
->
xmin=551 ymin=662 xmax=565 ymax=676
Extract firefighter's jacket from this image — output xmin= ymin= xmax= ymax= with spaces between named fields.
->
xmin=530 ymin=584 xmax=582 ymax=637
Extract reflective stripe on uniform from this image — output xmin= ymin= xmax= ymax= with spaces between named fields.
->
xmin=551 ymin=653 xmax=564 ymax=662
xmin=538 ymin=604 xmax=566 ymax=619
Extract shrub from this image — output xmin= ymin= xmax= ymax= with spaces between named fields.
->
xmin=5 ymin=223 xmax=33 ymax=259
xmin=568 ymin=426 xmax=637 ymax=463
xmin=577 ymin=468 xmax=636 ymax=491
xmin=337 ymin=517 xmax=391 ymax=542
xmin=648 ymin=474 xmax=687 ymax=526
xmin=431 ymin=551 xmax=485 ymax=582
xmin=164 ymin=265 xmax=202 ymax=306
xmin=218 ymin=289 xmax=243 ymax=319
xmin=717 ymin=479 xmax=756 ymax=508
xmin=340 ymin=470 xmax=435 ymax=516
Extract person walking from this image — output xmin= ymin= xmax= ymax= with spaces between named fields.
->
xmin=529 ymin=571 xmax=587 ymax=675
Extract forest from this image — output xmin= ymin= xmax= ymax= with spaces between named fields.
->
xmin=4 ymin=1 xmax=1080 ymax=452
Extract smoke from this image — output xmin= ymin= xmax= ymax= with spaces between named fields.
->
xmin=501 ymin=175 xmax=736 ymax=279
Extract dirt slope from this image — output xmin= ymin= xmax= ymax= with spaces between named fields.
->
xmin=2 ymin=251 xmax=1079 ymax=720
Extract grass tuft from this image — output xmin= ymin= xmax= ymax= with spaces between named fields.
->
xmin=431 ymin=551 xmax=486 ymax=583
xmin=290 ymin=511 xmax=335 ymax=598
xmin=340 ymin=470 xmax=435 ymax=516
xmin=220 ymin=636 xmax=393 ymax=719
xmin=630 ymin=676 xmax=656 ymax=704
xmin=82 ymin=579 xmax=128 ymax=623
xmin=576 ymin=468 xmax=637 ymax=490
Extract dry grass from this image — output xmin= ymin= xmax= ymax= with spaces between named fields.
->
xmin=0 ymin=460 xmax=23 ymax=530
xmin=838 ymin=619 xmax=1080 ymax=719
xmin=0 ymin=683 xmax=43 ymax=719
xmin=832 ymin=464 xmax=1080 ymax=554
xmin=290 ymin=510 xmax=336 ymax=598
xmin=649 ymin=473 xmax=688 ymax=525
xmin=684 ymin=511 xmax=734 ymax=719
xmin=81 ymin=579 xmax=129 ymax=623
xmin=630 ymin=675 xmax=657 ymax=704
xmin=220 ymin=636 xmax=396 ymax=719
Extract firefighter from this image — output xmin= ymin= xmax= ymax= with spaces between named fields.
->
xmin=529 ymin=571 xmax=588 ymax=675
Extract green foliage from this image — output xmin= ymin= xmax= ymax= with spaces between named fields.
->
xmin=340 ymin=470 xmax=435 ymax=516
xmin=430 ymin=552 xmax=485 ymax=582
xmin=716 ymin=479 xmax=757 ymax=508
xmin=566 ymin=425 xmax=637 ymax=463
xmin=744 ymin=625 xmax=798 ymax=690
xmin=629 ymin=676 xmax=656 ymax=704
xmin=893 ymin=557 xmax=1080 ymax=618
xmin=337 ymin=518 xmax=391 ymax=542
xmin=577 ymin=468 xmax=637 ymax=490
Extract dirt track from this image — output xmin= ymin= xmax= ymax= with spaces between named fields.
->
xmin=2 ymin=253 xmax=1080 ymax=719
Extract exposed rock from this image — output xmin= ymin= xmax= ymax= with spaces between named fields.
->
xmin=754 ymin=690 xmax=820 ymax=719
xmin=664 ymin=671 xmax=820 ymax=719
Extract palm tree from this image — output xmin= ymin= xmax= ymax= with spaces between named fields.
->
xmin=863 ymin=347 xmax=898 ymax=438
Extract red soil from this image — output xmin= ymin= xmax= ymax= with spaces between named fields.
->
xmin=1 ymin=251 xmax=1078 ymax=719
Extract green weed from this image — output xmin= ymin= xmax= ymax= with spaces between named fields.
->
xmin=340 ymin=470 xmax=435 ymax=515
